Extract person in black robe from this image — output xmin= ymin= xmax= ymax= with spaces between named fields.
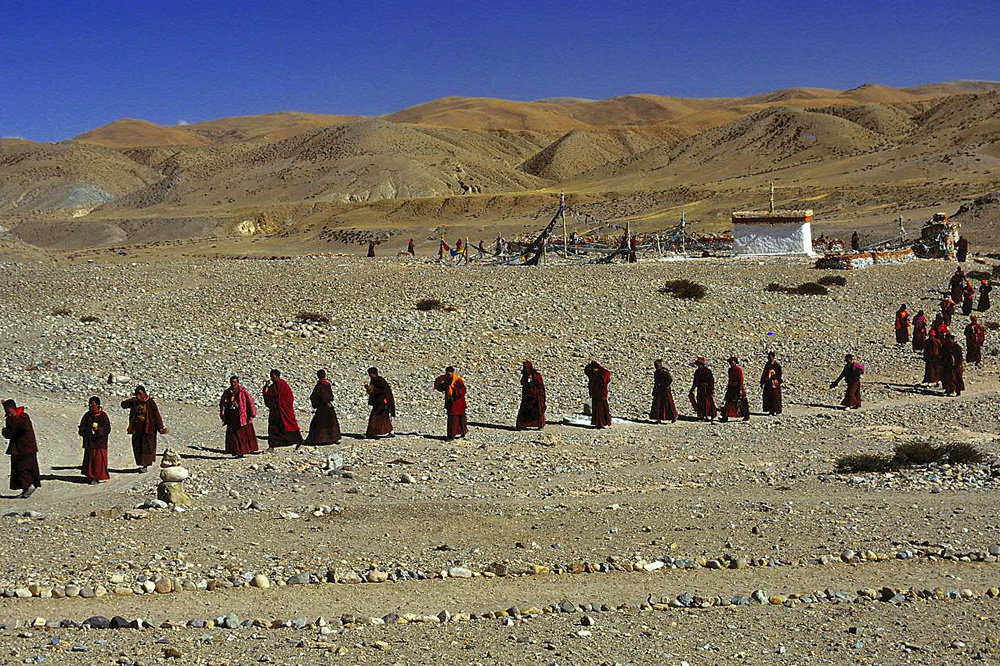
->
xmin=121 ymin=385 xmax=166 ymax=472
xmin=760 ymin=352 xmax=783 ymax=416
xmin=978 ymin=280 xmax=992 ymax=312
xmin=516 ymin=361 xmax=546 ymax=430
xmin=939 ymin=335 xmax=965 ymax=397
xmin=2 ymin=399 xmax=41 ymax=497
xmin=584 ymin=361 xmax=612 ymax=428
xmin=956 ymin=236 xmax=969 ymax=262
xmin=689 ymin=357 xmax=717 ymax=421
xmin=79 ymin=396 xmax=111 ymax=483
xmin=365 ymin=367 xmax=396 ymax=438
xmin=649 ymin=360 xmax=678 ymax=423
xmin=304 ymin=369 xmax=341 ymax=446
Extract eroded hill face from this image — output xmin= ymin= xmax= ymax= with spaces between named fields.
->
xmin=3 ymin=81 xmax=1000 ymax=254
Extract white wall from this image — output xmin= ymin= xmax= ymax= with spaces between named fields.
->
xmin=733 ymin=222 xmax=813 ymax=256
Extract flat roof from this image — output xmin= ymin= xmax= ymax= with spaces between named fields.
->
xmin=732 ymin=209 xmax=813 ymax=219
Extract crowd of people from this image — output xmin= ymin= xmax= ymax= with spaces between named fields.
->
xmin=3 ymin=260 xmax=992 ymax=498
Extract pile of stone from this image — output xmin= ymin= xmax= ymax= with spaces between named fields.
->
xmin=158 ymin=448 xmax=191 ymax=507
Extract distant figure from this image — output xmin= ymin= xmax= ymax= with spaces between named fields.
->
xmin=305 ymin=369 xmax=341 ymax=446
xmin=965 ymin=316 xmax=985 ymax=365
xmin=570 ymin=231 xmax=579 ymax=255
xmin=406 ymin=239 xmax=415 ymax=256
xmin=950 ymin=267 xmax=966 ymax=304
xmin=515 ymin=361 xmax=546 ymax=430
xmin=584 ymin=361 xmax=612 ymax=428
xmin=365 ymin=367 xmax=396 ymax=438
xmin=894 ymin=304 xmax=910 ymax=345
xmin=455 ymin=238 xmax=464 ymax=255
xmin=851 ymin=231 xmax=860 ymax=251
xmin=220 ymin=376 xmax=258 ymax=458
xmin=760 ymin=352 xmax=783 ymax=416
xmin=367 ymin=241 xmax=376 ymax=258
xmin=939 ymin=334 xmax=965 ymax=397
xmin=628 ymin=236 xmax=638 ymax=263
xmin=689 ymin=357 xmax=717 ymax=422
xmin=434 ymin=366 xmax=468 ymax=440
xmin=978 ymin=279 xmax=992 ymax=312
xmin=830 ymin=354 xmax=864 ymax=410
xmin=962 ymin=280 xmax=976 ymax=316
xmin=720 ymin=356 xmax=750 ymax=422
xmin=477 ymin=240 xmax=487 ymax=257
xmin=121 ymin=385 xmax=166 ymax=472
xmin=912 ymin=310 xmax=928 ymax=352
xmin=262 ymin=369 xmax=303 ymax=448
xmin=2 ymin=399 xmax=40 ymax=498
xmin=495 ymin=234 xmax=504 ymax=257
xmin=439 ymin=239 xmax=450 ymax=261
xmin=957 ymin=235 xmax=969 ymax=263
xmin=79 ymin=396 xmax=111 ymax=484
xmin=941 ymin=297 xmax=955 ymax=327
xmin=931 ymin=312 xmax=950 ymax=339
xmin=923 ymin=332 xmax=942 ymax=385
xmin=649 ymin=360 xmax=678 ymax=424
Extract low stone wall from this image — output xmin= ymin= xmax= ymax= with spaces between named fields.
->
xmin=815 ymin=248 xmax=916 ymax=270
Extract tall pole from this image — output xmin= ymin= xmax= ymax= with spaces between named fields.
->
xmin=769 ymin=182 xmax=775 ymax=213
xmin=680 ymin=211 xmax=686 ymax=255
xmin=560 ymin=192 xmax=568 ymax=257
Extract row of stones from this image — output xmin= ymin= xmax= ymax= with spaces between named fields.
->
xmin=3 ymin=541 xmax=998 ymax=601
xmin=6 ymin=584 xmax=1000 ymax=637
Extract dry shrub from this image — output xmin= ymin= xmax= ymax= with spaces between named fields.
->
xmin=892 ymin=441 xmax=943 ymax=466
xmin=80 ymin=315 xmax=100 ymax=323
xmin=660 ymin=279 xmax=707 ymax=301
xmin=765 ymin=283 xmax=785 ymax=292
xmin=794 ymin=282 xmax=829 ymax=296
xmin=296 ymin=311 xmax=330 ymax=324
xmin=986 ymin=322 xmax=1000 ymax=332
xmin=51 ymin=307 xmax=71 ymax=317
xmin=946 ymin=442 xmax=987 ymax=465
xmin=817 ymin=275 xmax=847 ymax=287
xmin=416 ymin=298 xmax=455 ymax=312
xmin=835 ymin=454 xmax=894 ymax=474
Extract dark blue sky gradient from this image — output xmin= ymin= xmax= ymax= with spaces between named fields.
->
xmin=2 ymin=0 xmax=998 ymax=141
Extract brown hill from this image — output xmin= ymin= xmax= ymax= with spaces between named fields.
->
xmin=813 ymin=103 xmax=916 ymax=138
xmin=520 ymin=127 xmax=686 ymax=181
xmin=74 ymin=119 xmax=213 ymax=148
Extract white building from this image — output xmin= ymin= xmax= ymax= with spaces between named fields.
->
xmin=731 ymin=208 xmax=815 ymax=257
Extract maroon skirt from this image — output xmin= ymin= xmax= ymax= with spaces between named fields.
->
xmin=591 ymin=398 xmax=612 ymax=428
xmin=447 ymin=414 xmax=468 ymax=439
xmin=649 ymin=390 xmax=677 ymax=423
xmin=842 ymin=380 xmax=862 ymax=408
xmin=10 ymin=453 xmax=41 ymax=490
xmin=226 ymin=422 xmax=259 ymax=456
xmin=762 ymin=387 xmax=782 ymax=415
xmin=131 ymin=432 xmax=157 ymax=467
xmin=366 ymin=411 xmax=393 ymax=438
xmin=83 ymin=447 xmax=110 ymax=481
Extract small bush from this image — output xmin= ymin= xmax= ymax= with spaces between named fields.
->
xmin=296 ymin=311 xmax=330 ymax=324
xmin=817 ymin=275 xmax=847 ymax=287
xmin=765 ymin=283 xmax=785 ymax=292
xmin=794 ymin=282 xmax=829 ymax=295
xmin=992 ymin=264 xmax=1000 ymax=277
xmin=835 ymin=454 xmax=895 ymax=474
xmin=986 ymin=322 xmax=1000 ymax=331
xmin=660 ymin=279 xmax=707 ymax=300
xmin=80 ymin=315 xmax=100 ymax=323
xmin=416 ymin=298 xmax=455 ymax=312
xmin=893 ymin=441 xmax=943 ymax=466
xmin=51 ymin=307 xmax=71 ymax=317
xmin=946 ymin=442 xmax=988 ymax=465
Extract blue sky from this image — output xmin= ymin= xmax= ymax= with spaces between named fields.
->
xmin=1 ymin=0 xmax=997 ymax=141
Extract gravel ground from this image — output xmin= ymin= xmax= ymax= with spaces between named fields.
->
xmin=0 ymin=255 xmax=999 ymax=664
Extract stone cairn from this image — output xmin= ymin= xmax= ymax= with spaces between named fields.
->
xmin=158 ymin=448 xmax=191 ymax=507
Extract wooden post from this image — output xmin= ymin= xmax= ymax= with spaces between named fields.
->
xmin=560 ymin=192 xmax=568 ymax=257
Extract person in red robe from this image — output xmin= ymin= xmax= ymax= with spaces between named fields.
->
xmin=950 ymin=267 xmax=966 ymax=304
xmin=911 ymin=310 xmax=927 ymax=352
xmin=220 ymin=376 xmax=258 ymax=457
xmin=305 ymin=369 xmax=341 ymax=446
xmin=830 ymin=354 xmax=864 ymax=409
xmin=649 ymin=360 xmax=678 ymax=424
xmin=957 ymin=235 xmax=969 ymax=263
xmin=367 ymin=241 xmax=376 ymax=258
xmin=584 ymin=361 xmax=612 ymax=428
xmin=939 ymin=334 xmax=965 ymax=397
xmin=2 ymin=399 xmax=40 ymax=498
xmin=721 ymin=356 xmax=750 ymax=422
xmin=894 ymin=304 xmax=910 ymax=345
xmin=365 ymin=367 xmax=396 ymax=438
xmin=760 ymin=352 xmax=783 ymax=416
xmin=79 ymin=396 xmax=111 ymax=483
xmin=931 ymin=313 xmax=949 ymax=340
xmin=262 ymin=369 xmax=303 ymax=448
xmin=965 ymin=316 xmax=986 ymax=365
xmin=406 ymin=239 xmax=415 ymax=256
xmin=434 ymin=366 xmax=468 ymax=439
xmin=689 ymin=357 xmax=717 ymax=421
xmin=962 ymin=280 xmax=976 ymax=316
xmin=438 ymin=239 xmax=450 ymax=261
xmin=940 ymin=297 xmax=955 ymax=327
xmin=516 ymin=361 xmax=546 ymax=430
xmin=923 ymin=332 xmax=942 ymax=385
xmin=121 ymin=385 xmax=166 ymax=472
xmin=978 ymin=280 xmax=992 ymax=312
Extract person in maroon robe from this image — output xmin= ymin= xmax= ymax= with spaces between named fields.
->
xmin=262 ymin=369 xmax=303 ymax=448
xmin=931 ymin=313 xmax=949 ymax=340
xmin=965 ymin=316 xmax=986 ymax=365
xmin=962 ymin=280 xmax=976 ymax=316
xmin=939 ymin=334 xmax=965 ymax=396
xmin=367 ymin=241 xmax=376 ymax=258
xmin=760 ymin=352 xmax=783 ymax=416
xmin=365 ymin=367 xmax=396 ymax=438
xmin=940 ymin=297 xmax=955 ymax=327
xmin=406 ymin=239 xmax=415 ymax=256
xmin=830 ymin=354 xmax=864 ymax=409
xmin=950 ymin=268 xmax=966 ymax=304
xmin=956 ymin=235 xmax=969 ymax=263
xmin=79 ymin=396 xmax=111 ymax=484
xmin=851 ymin=231 xmax=860 ymax=251
xmin=305 ymin=369 xmax=341 ymax=446
xmin=219 ymin=376 xmax=258 ymax=458
xmin=923 ymin=332 xmax=942 ymax=385
xmin=649 ymin=360 xmax=678 ymax=423
xmin=3 ymin=399 xmax=40 ymax=497
xmin=894 ymin=304 xmax=910 ymax=345
xmin=516 ymin=361 xmax=546 ymax=430
xmin=584 ymin=361 xmax=612 ymax=428
xmin=721 ymin=356 xmax=750 ymax=422
xmin=911 ymin=310 xmax=927 ymax=352
xmin=121 ymin=385 xmax=166 ymax=472
xmin=434 ymin=366 xmax=468 ymax=439
xmin=978 ymin=280 xmax=992 ymax=312
xmin=689 ymin=357 xmax=717 ymax=421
